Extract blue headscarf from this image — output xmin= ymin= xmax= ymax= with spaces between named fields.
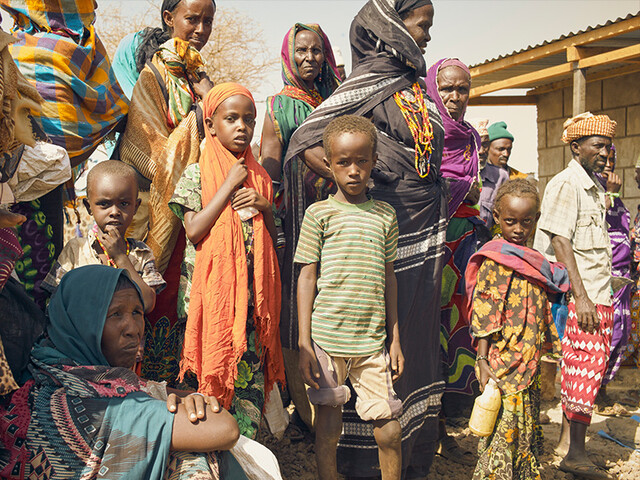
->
xmin=33 ymin=264 xmax=142 ymax=366
xmin=6 ymin=265 xmax=179 ymax=479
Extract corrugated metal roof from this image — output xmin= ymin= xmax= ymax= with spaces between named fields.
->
xmin=468 ymin=11 xmax=640 ymax=96
xmin=470 ymin=12 xmax=640 ymax=68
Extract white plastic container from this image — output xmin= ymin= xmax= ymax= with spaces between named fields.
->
xmin=469 ymin=378 xmax=501 ymax=437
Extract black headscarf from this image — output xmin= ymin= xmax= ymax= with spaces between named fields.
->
xmin=285 ymin=0 xmax=434 ymax=168
xmin=395 ymin=0 xmax=433 ymax=16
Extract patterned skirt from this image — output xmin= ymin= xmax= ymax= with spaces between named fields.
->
xmin=473 ymin=375 xmax=543 ymax=480
xmin=620 ymin=288 xmax=640 ymax=366
xmin=440 ymin=216 xmax=478 ymax=395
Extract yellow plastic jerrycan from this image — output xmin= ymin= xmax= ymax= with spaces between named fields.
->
xmin=469 ymin=378 xmax=501 ymax=437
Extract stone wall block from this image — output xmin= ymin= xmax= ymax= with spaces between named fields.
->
xmin=586 ymin=81 xmax=602 ymax=113
xmin=603 ymin=72 xmax=640 ymax=110
xmin=627 ymin=104 xmax=640 ymax=136
xmin=563 ymin=87 xmax=572 ymax=117
xmin=547 ymin=118 xmax=566 ymax=147
xmin=537 ymin=90 xmax=563 ymax=122
xmin=538 ymin=121 xmax=547 ymax=149
xmin=614 ymin=136 xmax=640 ymax=169
xmin=538 ymin=146 xmax=565 ymax=177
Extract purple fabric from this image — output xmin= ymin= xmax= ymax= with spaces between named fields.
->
xmin=596 ymin=163 xmax=632 ymax=384
xmin=425 ymin=58 xmax=480 ymax=219
xmin=478 ymin=163 xmax=509 ymax=228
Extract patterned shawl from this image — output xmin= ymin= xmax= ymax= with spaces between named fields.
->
xmin=465 ymin=238 xmax=571 ymax=314
xmin=156 ymin=37 xmax=205 ymax=129
xmin=0 ymin=266 xmax=174 ymax=479
xmin=425 ymin=58 xmax=480 ymax=218
xmin=180 ymin=84 xmax=284 ymax=409
xmin=0 ymin=0 xmax=128 ymax=162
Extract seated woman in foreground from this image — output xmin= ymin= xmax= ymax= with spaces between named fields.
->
xmin=0 ymin=264 xmax=242 ymax=479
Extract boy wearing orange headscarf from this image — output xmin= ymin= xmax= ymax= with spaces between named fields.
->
xmin=170 ymin=83 xmax=284 ymax=440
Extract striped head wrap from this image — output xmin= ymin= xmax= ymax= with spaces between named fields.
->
xmin=561 ymin=112 xmax=617 ymax=144
xmin=280 ymin=23 xmax=341 ymax=101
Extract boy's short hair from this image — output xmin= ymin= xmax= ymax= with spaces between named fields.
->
xmin=494 ymin=178 xmax=540 ymax=213
xmin=86 ymin=160 xmax=138 ymax=197
xmin=322 ymin=115 xmax=377 ymax=159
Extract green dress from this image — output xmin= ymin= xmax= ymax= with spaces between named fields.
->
xmin=169 ymin=163 xmax=266 ymax=439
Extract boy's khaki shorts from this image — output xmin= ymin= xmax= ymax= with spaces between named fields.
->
xmin=306 ymin=342 xmax=402 ymax=422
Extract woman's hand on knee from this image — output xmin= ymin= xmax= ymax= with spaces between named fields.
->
xmin=167 ymin=392 xmax=221 ymax=423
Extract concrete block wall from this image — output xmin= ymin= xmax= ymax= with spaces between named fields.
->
xmin=536 ymin=71 xmax=640 ymax=213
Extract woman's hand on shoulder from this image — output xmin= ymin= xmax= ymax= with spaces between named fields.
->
xmin=231 ymin=187 xmax=270 ymax=212
xmin=190 ymin=72 xmax=214 ymax=100
xmin=167 ymin=392 xmax=221 ymax=423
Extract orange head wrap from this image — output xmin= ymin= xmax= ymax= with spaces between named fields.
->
xmin=180 ymin=83 xmax=284 ymax=408
xmin=561 ymin=112 xmax=617 ymax=144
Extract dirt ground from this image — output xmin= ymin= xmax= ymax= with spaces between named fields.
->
xmin=262 ymin=366 xmax=640 ymax=479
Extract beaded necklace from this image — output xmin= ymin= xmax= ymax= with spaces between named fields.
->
xmin=393 ymin=82 xmax=434 ymax=178
xmin=95 ymin=234 xmax=130 ymax=267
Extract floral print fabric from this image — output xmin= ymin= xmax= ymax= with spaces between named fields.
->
xmin=471 ymin=258 xmax=561 ymax=395
xmin=472 ymin=374 xmax=544 ymax=480
xmin=169 ymin=163 xmax=263 ymax=439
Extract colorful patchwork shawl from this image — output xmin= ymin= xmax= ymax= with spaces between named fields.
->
xmin=156 ymin=37 xmax=205 ymax=129
xmin=1 ymin=0 xmax=128 ymax=162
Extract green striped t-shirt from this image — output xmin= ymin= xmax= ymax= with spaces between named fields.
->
xmin=294 ymin=195 xmax=399 ymax=356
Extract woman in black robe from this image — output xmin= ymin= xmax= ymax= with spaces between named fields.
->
xmin=285 ymin=0 xmax=446 ymax=477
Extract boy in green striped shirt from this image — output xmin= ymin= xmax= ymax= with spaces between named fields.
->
xmin=295 ymin=115 xmax=404 ymax=480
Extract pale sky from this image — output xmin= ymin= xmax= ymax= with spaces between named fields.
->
xmin=5 ymin=0 xmax=640 ymax=174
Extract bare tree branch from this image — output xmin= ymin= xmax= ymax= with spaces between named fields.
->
xmin=95 ymin=2 xmax=277 ymax=92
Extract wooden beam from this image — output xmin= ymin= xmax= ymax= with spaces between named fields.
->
xmin=527 ymin=63 xmax=640 ymax=96
xmin=566 ymin=45 xmax=621 ymax=61
xmin=470 ymin=63 xmax=573 ymax=97
xmin=577 ymin=43 xmax=640 ymax=68
xmin=468 ymin=95 xmax=538 ymax=106
xmin=470 ymin=15 xmax=640 ymax=79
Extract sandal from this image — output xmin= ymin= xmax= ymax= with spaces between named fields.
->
xmin=435 ymin=435 xmax=476 ymax=466
xmin=285 ymin=423 xmax=305 ymax=442
xmin=559 ymin=458 xmax=614 ymax=480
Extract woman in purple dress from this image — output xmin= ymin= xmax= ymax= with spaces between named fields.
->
xmin=597 ymin=145 xmax=632 ymax=391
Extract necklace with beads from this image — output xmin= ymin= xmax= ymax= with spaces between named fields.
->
xmin=95 ymin=235 xmax=130 ymax=267
xmin=393 ymin=82 xmax=434 ymax=178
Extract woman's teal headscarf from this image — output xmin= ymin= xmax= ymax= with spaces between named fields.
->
xmin=34 ymin=265 xmax=142 ymax=366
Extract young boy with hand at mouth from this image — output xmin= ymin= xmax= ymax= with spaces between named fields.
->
xmin=295 ymin=115 xmax=404 ymax=480
xmin=42 ymin=160 xmax=165 ymax=312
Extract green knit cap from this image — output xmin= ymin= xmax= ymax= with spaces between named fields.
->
xmin=488 ymin=121 xmax=514 ymax=142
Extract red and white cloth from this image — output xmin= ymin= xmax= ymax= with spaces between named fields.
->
xmin=561 ymin=302 xmax=613 ymax=424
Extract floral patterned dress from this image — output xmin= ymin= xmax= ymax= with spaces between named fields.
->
xmin=470 ymin=258 xmax=561 ymax=480
xmin=169 ymin=163 xmax=266 ymax=439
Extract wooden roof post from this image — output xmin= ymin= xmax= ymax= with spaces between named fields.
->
xmin=567 ymin=46 xmax=588 ymax=116
xmin=573 ymin=65 xmax=587 ymax=115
